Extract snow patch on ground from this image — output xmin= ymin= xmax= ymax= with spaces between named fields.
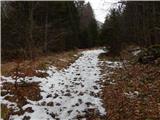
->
xmin=1 ymin=49 xmax=106 ymax=120
xmin=105 ymin=61 xmax=122 ymax=68
xmin=99 ymin=59 xmax=123 ymax=85
xmin=124 ymin=91 xmax=139 ymax=99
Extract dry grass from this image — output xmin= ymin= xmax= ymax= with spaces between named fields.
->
xmin=1 ymin=104 xmax=11 ymax=120
xmin=1 ymin=82 xmax=41 ymax=119
xmin=1 ymin=50 xmax=80 ymax=77
xmin=1 ymin=50 xmax=81 ymax=119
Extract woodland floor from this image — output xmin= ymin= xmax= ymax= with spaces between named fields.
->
xmin=1 ymin=48 xmax=106 ymax=120
xmin=1 ymin=47 xmax=160 ymax=120
xmin=99 ymin=47 xmax=160 ymax=120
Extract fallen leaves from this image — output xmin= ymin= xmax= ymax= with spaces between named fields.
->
xmin=1 ymin=82 xmax=42 ymax=118
xmin=99 ymin=51 xmax=160 ymax=120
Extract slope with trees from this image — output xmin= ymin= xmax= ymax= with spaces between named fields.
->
xmin=1 ymin=1 xmax=99 ymax=61
xmin=100 ymin=1 xmax=160 ymax=55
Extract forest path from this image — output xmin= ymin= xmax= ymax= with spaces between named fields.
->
xmin=3 ymin=49 xmax=106 ymax=120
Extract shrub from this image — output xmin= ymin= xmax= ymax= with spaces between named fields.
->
xmin=138 ymin=44 xmax=160 ymax=64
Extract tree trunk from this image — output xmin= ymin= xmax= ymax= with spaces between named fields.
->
xmin=153 ymin=2 xmax=157 ymax=44
xmin=44 ymin=5 xmax=48 ymax=53
xmin=29 ymin=3 xmax=34 ymax=59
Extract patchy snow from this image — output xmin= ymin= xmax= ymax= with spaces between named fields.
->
xmin=124 ymin=91 xmax=139 ymax=99
xmin=105 ymin=61 xmax=122 ymax=68
xmin=1 ymin=76 xmax=15 ymax=84
xmin=1 ymin=49 xmax=106 ymax=120
xmin=99 ymin=59 xmax=123 ymax=85
xmin=99 ymin=60 xmax=122 ymax=69
xmin=0 ymin=93 xmax=20 ymax=112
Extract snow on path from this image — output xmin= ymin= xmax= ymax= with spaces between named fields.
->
xmin=1 ymin=49 xmax=106 ymax=120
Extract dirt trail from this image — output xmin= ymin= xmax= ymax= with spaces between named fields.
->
xmin=1 ymin=49 xmax=106 ymax=120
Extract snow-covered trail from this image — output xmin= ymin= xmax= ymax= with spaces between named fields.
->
xmin=2 ymin=49 xmax=106 ymax=120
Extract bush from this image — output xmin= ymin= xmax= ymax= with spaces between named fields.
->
xmin=138 ymin=45 xmax=160 ymax=64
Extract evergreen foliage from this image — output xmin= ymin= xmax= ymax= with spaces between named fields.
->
xmin=100 ymin=1 xmax=160 ymax=55
xmin=1 ymin=1 xmax=99 ymax=60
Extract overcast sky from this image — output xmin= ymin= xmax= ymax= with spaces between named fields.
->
xmin=85 ymin=0 xmax=120 ymax=23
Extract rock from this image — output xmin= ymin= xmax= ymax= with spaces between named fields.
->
xmin=10 ymin=104 xmax=15 ymax=106
xmin=25 ymin=107 xmax=34 ymax=113
xmin=76 ymin=73 xmax=80 ymax=76
xmin=78 ymin=92 xmax=84 ymax=96
xmin=1 ymin=91 xmax=8 ymax=96
xmin=90 ymin=91 xmax=98 ymax=97
xmin=73 ymin=78 xmax=77 ymax=81
xmin=70 ymin=85 xmax=74 ymax=87
xmin=50 ymin=84 xmax=54 ymax=88
xmin=71 ymin=105 xmax=75 ymax=107
xmin=23 ymin=116 xmax=31 ymax=120
xmin=81 ymin=84 xmax=84 ymax=87
xmin=74 ymin=91 xmax=78 ymax=94
xmin=47 ymin=102 xmax=54 ymax=106
xmin=93 ymin=86 xmax=98 ymax=90
xmin=76 ymin=115 xmax=86 ymax=119
xmin=56 ymin=103 xmax=61 ymax=106
xmin=61 ymin=90 xmax=64 ymax=94
xmin=85 ymin=102 xmax=93 ymax=107
xmin=75 ymin=83 xmax=80 ymax=85
xmin=46 ymin=111 xmax=49 ymax=115
xmin=67 ymin=110 xmax=73 ymax=114
xmin=50 ymin=112 xmax=56 ymax=118
xmin=41 ymin=101 xmax=46 ymax=106
xmin=64 ymin=93 xmax=71 ymax=96
xmin=78 ymin=99 xmax=83 ymax=104
xmin=36 ymin=72 xmax=49 ymax=78
xmin=46 ymin=94 xmax=52 ymax=98
xmin=75 ymin=103 xmax=79 ymax=106
xmin=85 ymin=108 xmax=98 ymax=116
xmin=66 ymin=89 xmax=70 ymax=93
xmin=53 ymin=93 xmax=59 ymax=98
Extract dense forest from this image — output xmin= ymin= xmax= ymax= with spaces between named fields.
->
xmin=100 ymin=1 xmax=160 ymax=55
xmin=1 ymin=1 xmax=160 ymax=120
xmin=2 ymin=1 xmax=99 ymax=60
xmin=2 ymin=1 xmax=160 ymax=60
